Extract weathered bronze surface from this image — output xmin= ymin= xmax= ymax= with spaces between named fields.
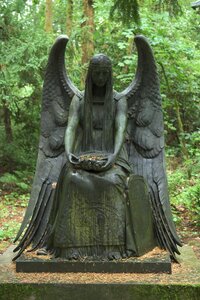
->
xmin=13 ymin=35 xmax=182 ymax=263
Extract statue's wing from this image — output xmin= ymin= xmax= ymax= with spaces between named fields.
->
xmin=117 ymin=35 xmax=182 ymax=260
xmin=13 ymin=36 xmax=82 ymax=259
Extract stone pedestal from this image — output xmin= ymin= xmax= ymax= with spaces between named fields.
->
xmin=0 ymin=245 xmax=200 ymax=300
xmin=16 ymin=252 xmax=171 ymax=274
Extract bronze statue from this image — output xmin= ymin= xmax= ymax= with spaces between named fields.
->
xmin=13 ymin=35 xmax=182 ymax=262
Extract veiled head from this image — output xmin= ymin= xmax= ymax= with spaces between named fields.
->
xmin=83 ymin=54 xmax=114 ymax=153
xmin=89 ymin=54 xmax=112 ymax=87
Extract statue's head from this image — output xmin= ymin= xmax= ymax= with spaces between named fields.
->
xmin=83 ymin=54 xmax=114 ymax=152
xmin=88 ymin=54 xmax=112 ymax=87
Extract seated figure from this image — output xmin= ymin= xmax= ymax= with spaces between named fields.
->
xmin=46 ymin=54 xmax=156 ymax=260
xmin=13 ymin=35 xmax=181 ymax=261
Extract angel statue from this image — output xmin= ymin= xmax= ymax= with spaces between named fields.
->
xmin=13 ymin=35 xmax=182 ymax=262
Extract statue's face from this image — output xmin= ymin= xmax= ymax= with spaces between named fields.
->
xmin=91 ymin=67 xmax=110 ymax=87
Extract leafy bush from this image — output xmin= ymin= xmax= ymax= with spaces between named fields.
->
xmin=168 ymin=157 xmax=200 ymax=227
xmin=0 ymin=170 xmax=33 ymax=193
xmin=0 ymin=221 xmax=21 ymax=242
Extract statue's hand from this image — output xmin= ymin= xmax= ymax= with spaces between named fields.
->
xmin=68 ymin=153 xmax=79 ymax=165
xmin=101 ymin=154 xmax=116 ymax=171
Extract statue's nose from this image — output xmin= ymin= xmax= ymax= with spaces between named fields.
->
xmin=99 ymin=73 xmax=104 ymax=80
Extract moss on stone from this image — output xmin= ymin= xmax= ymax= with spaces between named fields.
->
xmin=0 ymin=283 xmax=200 ymax=300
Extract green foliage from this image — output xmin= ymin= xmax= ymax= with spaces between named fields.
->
xmin=0 ymin=174 xmax=29 ymax=191
xmin=0 ymin=203 xmax=26 ymax=242
xmin=3 ymin=192 xmax=29 ymax=207
xmin=0 ymin=220 xmax=21 ymax=241
xmin=168 ymin=155 xmax=200 ymax=226
xmin=110 ymin=0 xmax=140 ymax=25
xmin=154 ymin=0 xmax=182 ymax=16
xmin=127 ymin=9 xmax=199 ymax=158
xmin=183 ymin=131 xmax=200 ymax=158
xmin=0 ymin=170 xmax=33 ymax=193
xmin=0 ymin=0 xmax=55 ymax=170
xmin=0 ymin=191 xmax=29 ymax=242
xmin=0 ymin=169 xmax=30 ymax=242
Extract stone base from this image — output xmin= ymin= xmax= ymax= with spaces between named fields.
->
xmin=0 ymin=245 xmax=200 ymax=300
xmin=16 ymin=252 xmax=171 ymax=274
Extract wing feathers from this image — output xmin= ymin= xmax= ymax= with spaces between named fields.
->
xmin=128 ymin=142 xmax=181 ymax=260
xmin=14 ymin=152 xmax=52 ymax=242
xmin=14 ymin=36 xmax=79 ymax=258
xmin=13 ymin=186 xmax=54 ymax=260
xmin=14 ymin=153 xmax=66 ymax=256
xmin=121 ymin=35 xmax=181 ymax=257
xmin=29 ymin=188 xmax=55 ymax=251
xmin=150 ymin=183 xmax=180 ymax=261
xmin=13 ymin=182 xmax=50 ymax=252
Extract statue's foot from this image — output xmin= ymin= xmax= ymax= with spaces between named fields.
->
xmin=67 ymin=249 xmax=80 ymax=260
xmin=126 ymin=250 xmax=136 ymax=258
xmin=36 ymin=248 xmax=48 ymax=256
xmin=108 ymin=251 xmax=122 ymax=260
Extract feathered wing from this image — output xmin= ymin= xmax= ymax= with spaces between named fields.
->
xmin=118 ymin=35 xmax=182 ymax=260
xmin=13 ymin=36 xmax=81 ymax=260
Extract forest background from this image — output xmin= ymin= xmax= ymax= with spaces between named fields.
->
xmin=0 ymin=0 xmax=199 ymax=252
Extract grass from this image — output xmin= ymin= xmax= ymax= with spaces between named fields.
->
xmin=0 ymin=189 xmax=30 ymax=253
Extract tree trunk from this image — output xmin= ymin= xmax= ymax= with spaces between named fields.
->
xmin=66 ymin=0 xmax=73 ymax=36
xmin=3 ymin=103 xmax=13 ymax=143
xmin=45 ymin=0 xmax=53 ymax=33
xmin=81 ymin=0 xmax=95 ymax=84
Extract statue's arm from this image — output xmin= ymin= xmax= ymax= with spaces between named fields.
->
xmin=102 ymin=97 xmax=127 ymax=170
xmin=113 ymin=97 xmax=128 ymax=157
xmin=65 ymin=95 xmax=80 ymax=159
